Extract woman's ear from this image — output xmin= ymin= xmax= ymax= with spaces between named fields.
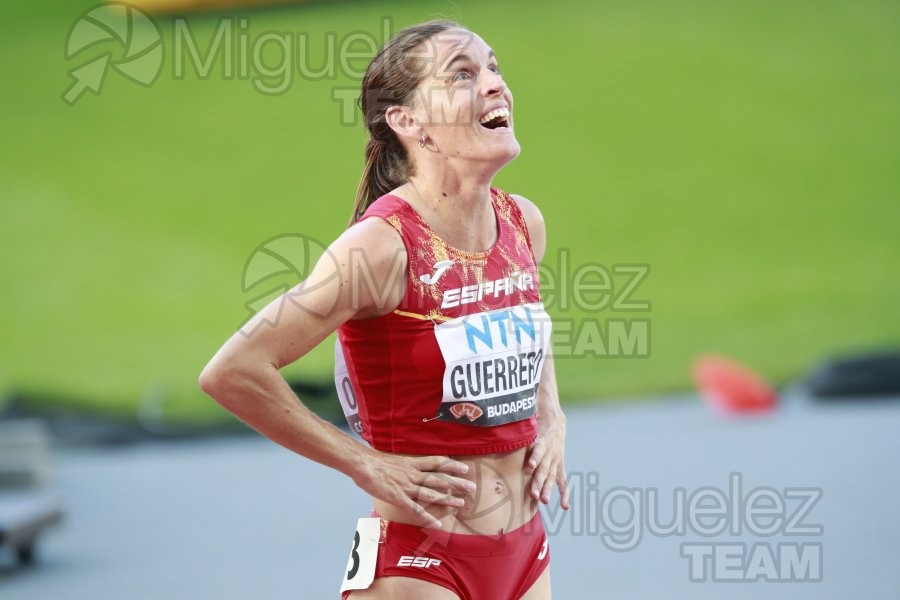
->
xmin=385 ymin=105 xmax=420 ymax=145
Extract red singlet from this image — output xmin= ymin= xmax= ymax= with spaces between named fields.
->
xmin=334 ymin=187 xmax=552 ymax=456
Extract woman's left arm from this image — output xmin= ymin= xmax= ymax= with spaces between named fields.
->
xmin=511 ymin=194 xmax=570 ymax=511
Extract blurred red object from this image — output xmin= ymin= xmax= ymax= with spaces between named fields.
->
xmin=692 ymin=355 xmax=777 ymax=413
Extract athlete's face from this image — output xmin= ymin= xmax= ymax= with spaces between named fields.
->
xmin=409 ymin=29 xmax=520 ymax=167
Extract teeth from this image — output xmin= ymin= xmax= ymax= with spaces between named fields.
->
xmin=479 ymin=107 xmax=510 ymax=124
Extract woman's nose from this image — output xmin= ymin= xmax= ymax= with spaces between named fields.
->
xmin=482 ymin=68 xmax=507 ymax=96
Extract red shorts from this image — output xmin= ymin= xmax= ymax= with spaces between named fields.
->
xmin=342 ymin=510 xmax=550 ymax=599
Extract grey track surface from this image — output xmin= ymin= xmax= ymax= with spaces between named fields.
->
xmin=1 ymin=392 xmax=898 ymax=599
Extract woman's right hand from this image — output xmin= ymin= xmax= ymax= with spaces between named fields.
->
xmin=353 ymin=450 xmax=476 ymax=529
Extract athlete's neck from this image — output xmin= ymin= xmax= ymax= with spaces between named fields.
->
xmin=401 ymin=171 xmax=497 ymax=253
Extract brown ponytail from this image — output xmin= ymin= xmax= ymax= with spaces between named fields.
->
xmin=350 ymin=137 xmax=407 ymax=226
xmin=348 ymin=19 xmax=464 ymax=227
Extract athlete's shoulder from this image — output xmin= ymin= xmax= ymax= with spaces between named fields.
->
xmin=505 ymin=192 xmax=542 ymax=224
xmin=357 ymin=190 xmax=410 ymax=222
xmin=342 ymin=208 xmax=405 ymax=258
xmin=507 ymin=192 xmax=547 ymax=262
xmin=328 ymin=213 xmax=406 ymax=317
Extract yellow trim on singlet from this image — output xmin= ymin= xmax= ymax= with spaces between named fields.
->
xmin=392 ymin=308 xmax=453 ymax=322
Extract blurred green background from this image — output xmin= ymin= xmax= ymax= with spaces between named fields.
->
xmin=1 ymin=0 xmax=898 ymax=425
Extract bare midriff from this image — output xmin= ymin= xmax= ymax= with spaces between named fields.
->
xmin=372 ymin=446 xmax=539 ymax=535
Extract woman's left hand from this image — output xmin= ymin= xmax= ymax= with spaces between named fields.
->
xmin=525 ymin=410 xmax=569 ymax=510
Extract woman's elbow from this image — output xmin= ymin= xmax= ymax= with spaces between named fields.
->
xmin=197 ymin=356 xmax=212 ymax=383
xmin=199 ymin=354 xmax=273 ymax=411
xmin=198 ymin=361 xmax=226 ymax=401
xmin=198 ymin=359 xmax=245 ymax=408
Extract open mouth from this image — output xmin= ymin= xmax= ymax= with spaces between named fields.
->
xmin=479 ymin=107 xmax=511 ymax=130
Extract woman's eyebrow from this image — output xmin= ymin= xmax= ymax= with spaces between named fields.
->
xmin=444 ymin=52 xmax=474 ymax=70
xmin=444 ymin=49 xmax=497 ymax=70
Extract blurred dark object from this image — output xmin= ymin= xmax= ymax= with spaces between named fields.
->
xmin=286 ymin=377 xmax=343 ymax=424
xmin=0 ymin=419 xmax=52 ymax=488
xmin=0 ymin=419 xmax=63 ymax=568
xmin=807 ymin=351 xmax=900 ymax=399
xmin=0 ymin=378 xmax=342 ymax=448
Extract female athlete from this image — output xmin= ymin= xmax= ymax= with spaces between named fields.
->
xmin=199 ymin=19 xmax=569 ymax=599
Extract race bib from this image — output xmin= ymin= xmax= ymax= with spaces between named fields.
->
xmin=333 ymin=338 xmax=363 ymax=436
xmin=339 ymin=518 xmax=380 ymax=593
xmin=433 ymin=302 xmax=552 ymax=427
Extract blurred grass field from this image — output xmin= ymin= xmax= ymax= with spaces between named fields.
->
xmin=1 ymin=0 xmax=898 ymax=423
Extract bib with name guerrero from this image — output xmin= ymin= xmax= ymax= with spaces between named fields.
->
xmin=433 ymin=301 xmax=551 ymax=426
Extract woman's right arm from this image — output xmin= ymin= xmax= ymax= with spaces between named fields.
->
xmin=198 ymin=218 xmax=473 ymax=528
